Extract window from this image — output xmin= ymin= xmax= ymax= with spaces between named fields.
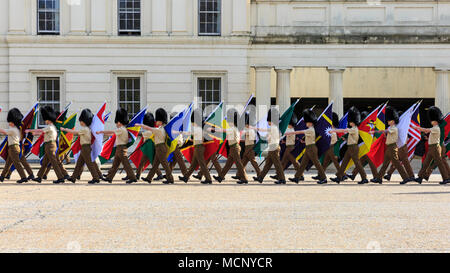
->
xmin=118 ymin=0 xmax=141 ymax=35
xmin=198 ymin=78 xmax=221 ymax=110
xmin=198 ymin=0 xmax=221 ymax=36
xmin=37 ymin=77 xmax=61 ymax=126
xmin=37 ymin=0 xmax=60 ymax=34
xmin=118 ymin=78 xmax=141 ymax=120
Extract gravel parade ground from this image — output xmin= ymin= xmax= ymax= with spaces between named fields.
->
xmin=0 ymin=167 xmax=449 ymax=253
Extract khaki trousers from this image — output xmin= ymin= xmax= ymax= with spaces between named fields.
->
xmin=1 ymin=145 xmax=27 ymax=179
xmin=106 ymin=145 xmax=136 ymax=180
xmin=424 ymin=144 xmax=450 ymax=179
xmin=295 ymin=144 xmax=327 ymax=180
xmin=260 ymin=147 xmax=285 ymax=181
xmin=185 ymin=144 xmax=212 ymax=181
xmin=146 ymin=143 xmax=173 ymax=182
xmin=37 ymin=141 xmax=64 ymax=180
xmin=322 ymin=145 xmax=340 ymax=174
xmin=71 ymin=145 xmax=100 ymax=180
xmin=375 ymin=143 xmax=408 ymax=180
xmin=281 ymin=145 xmax=300 ymax=171
xmin=240 ymin=144 xmax=261 ymax=178
xmin=197 ymin=150 xmax=222 ymax=179
xmin=219 ymin=143 xmax=248 ymax=181
xmin=169 ymin=146 xmax=188 ymax=176
xmin=337 ymin=144 xmax=367 ymax=180
xmin=352 ymin=154 xmax=378 ymax=178
xmin=387 ymin=145 xmax=415 ymax=178
xmin=136 ymin=154 xmax=162 ymax=178
xmin=418 ymin=144 xmax=449 ymax=180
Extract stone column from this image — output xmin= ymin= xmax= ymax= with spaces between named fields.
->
xmin=327 ymin=67 xmax=345 ymax=118
xmin=434 ymin=68 xmax=450 ymax=113
xmin=254 ymin=66 xmax=272 ymax=109
xmin=275 ymin=67 xmax=292 ymax=113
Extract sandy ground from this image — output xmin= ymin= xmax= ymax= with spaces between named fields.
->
xmin=0 ymin=164 xmax=449 ymax=253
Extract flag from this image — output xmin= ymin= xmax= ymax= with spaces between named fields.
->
xmin=99 ymin=107 xmax=146 ymax=164
xmin=31 ymin=134 xmax=45 ymax=158
xmin=315 ymin=102 xmax=334 ymax=159
xmin=58 ymin=113 xmax=77 ymax=157
xmin=279 ymin=100 xmax=299 ymax=135
xmin=397 ymin=103 xmax=417 ymax=148
xmin=366 ymin=133 xmax=387 ymax=167
xmin=130 ymin=138 xmax=149 ymax=168
xmin=407 ymin=103 xmax=421 ymax=160
xmin=20 ymin=102 xmax=39 ymax=157
xmin=164 ymin=104 xmax=193 ymax=161
xmin=180 ymin=139 xmax=220 ymax=169
xmin=204 ymin=102 xmax=228 ymax=158
xmin=0 ymin=138 xmax=8 ymax=161
xmin=440 ymin=112 xmax=450 ymax=144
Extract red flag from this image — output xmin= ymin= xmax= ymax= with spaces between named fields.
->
xmin=181 ymin=145 xmax=195 ymax=163
xmin=130 ymin=138 xmax=149 ymax=170
xmin=366 ymin=133 xmax=386 ymax=167
xmin=100 ymin=135 xmax=116 ymax=160
xmin=71 ymin=137 xmax=81 ymax=156
xmin=180 ymin=139 xmax=221 ymax=165
xmin=31 ymin=135 xmax=44 ymax=156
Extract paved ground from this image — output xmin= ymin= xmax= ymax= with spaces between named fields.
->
xmin=0 ymin=165 xmax=449 ymax=253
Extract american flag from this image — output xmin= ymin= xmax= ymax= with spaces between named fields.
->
xmin=407 ymin=103 xmax=421 ymax=159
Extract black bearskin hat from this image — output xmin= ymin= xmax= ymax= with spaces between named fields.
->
xmin=360 ymin=111 xmax=369 ymax=121
xmin=155 ymin=108 xmax=168 ymax=124
xmin=191 ymin=108 xmax=203 ymax=126
xmin=427 ymin=106 xmax=443 ymax=123
xmin=226 ymin=108 xmax=239 ymax=127
xmin=41 ymin=106 xmax=57 ymax=123
xmin=332 ymin=112 xmax=339 ymax=128
xmin=347 ymin=106 xmax=361 ymax=126
xmin=79 ymin=108 xmax=93 ymax=127
xmin=267 ymin=108 xmax=279 ymax=123
xmin=7 ymin=108 xmax=23 ymax=128
xmin=289 ymin=112 xmax=298 ymax=126
xmin=385 ymin=106 xmax=399 ymax=124
xmin=143 ymin=112 xmax=155 ymax=127
xmin=114 ymin=108 xmax=129 ymax=125
xmin=302 ymin=109 xmax=317 ymax=124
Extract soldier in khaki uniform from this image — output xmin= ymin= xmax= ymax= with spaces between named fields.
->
xmin=62 ymin=109 xmax=100 ymax=184
xmin=134 ymin=112 xmax=163 ymax=180
xmin=313 ymin=112 xmax=341 ymax=181
xmin=413 ymin=106 xmax=450 ymax=184
xmin=179 ymin=109 xmax=213 ymax=184
xmin=370 ymin=106 xmax=410 ymax=184
xmin=234 ymin=111 xmax=261 ymax=180
xmin=211 ymin=108 xmax=248 ymax=184
xmin=28 ymin=106 xmax=66 ymax=184
xmin=0 ymin=108 xmax=29 ymax=183
xmin=137 ymin=108 xmax=174 ymax=184
xmin=288 ymin=109 xmax=327 ymax=184
xmin=97 ymin=108 xmax=137 ymax=184
xmin=330 ymin=107 xmax=368 ymax=184
xmin=252 ymin=108 xmax=286 ymax=184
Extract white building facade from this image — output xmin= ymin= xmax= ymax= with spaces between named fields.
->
xmin=0 ymin=0 xmax=449 ymax=128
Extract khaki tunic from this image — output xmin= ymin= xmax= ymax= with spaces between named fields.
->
xmin=244 ymin=128 xmax=256 ymax=146
xmin=285 ymin=127 xmax=296 ymax=146
xmin=330 ymin=132 xmax=337 ymax=145
xmin=115 ymin=127 xmax=128 ymax=146
xmin=226 ymin=126 xmax=240 ymax=146
xmin=267 ymin=125 xmax=280 ymax=151
xmin=153 ymin=127 xmax=166 ymax=145
xmin=429 ymin=125 xmax=440 ymax=145
xmin=385 ymin=125 xmax=398 ymax=145
xmin=304 ymin=127 xmax=315 ymax=146
xmin=78 ymin=126 xmax=92 ymax=145
xmin=43 ymin=124 xmax=57 ymax=143
xmin=347 ymin=126 xmax=359 ymax=145
xmin=5 ymin=127 xmax=21 ymax=146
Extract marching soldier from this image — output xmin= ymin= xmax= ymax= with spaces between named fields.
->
xmin=288 ymin=109 xmax=327 ymax=184
xmin=272 ymin=113 xmax=300 ymax=179
xmin=179 ymin=108 xmax=213 ymax=184
xmin=370 ymin=106 xmax=410 ymax=184
xmin=0 ymin=108 xmax=29 ymax=183
xmin=138 ymin=108 xmax=174 ymax=184
xmin=413 ymin=106 xmax=450 ymax=184
xmin=61 ymin=109 xmax=100 ymax=184
xmin=252 ymin=108 xmax=286 ymax=184
xmin=27 ymin=106 xmax=67 ymax=184
xmin=233 ymin=111 xmax=261 ymax=179
xmin=168 ymin=113 xmax=188 ymax=177
xmin=211 ymin=108 xmax=248 ymax=184
xmin=97 ymin=108 xmax=137 ymax=184
xmin=134 ymin=112 xmax=163 ymax=180
xmin=330 ymin=107 xmax=369 ymax=184
xmin=312 ymin=112 xmax=341 ymax=180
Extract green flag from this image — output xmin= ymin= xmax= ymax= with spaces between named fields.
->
xmin=141 ymin=139 xmax=156 ymax=164
xmin=279 ymin=100 xmax=299 ymax=134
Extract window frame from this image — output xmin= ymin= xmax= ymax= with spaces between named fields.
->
xmin=117 ymin=0 xmax=142 ymax=36
xmin=192 ymin=71 xmax=227 ymax=112
xmin=37 ymin=0 xmax=60 ymax=35
xmin=198 ymin=0 xmax=221 ymax=36
xmin=117 ymin=77 xmax=142 ymax=120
